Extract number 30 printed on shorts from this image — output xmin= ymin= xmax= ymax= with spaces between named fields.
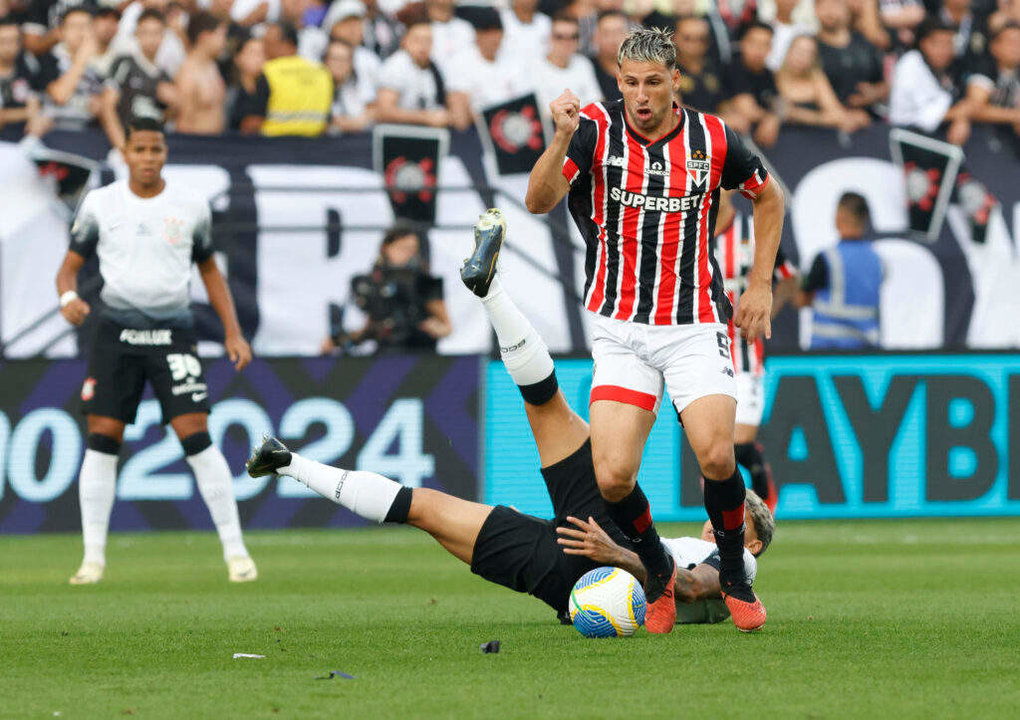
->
xmin=167 ymin=353 xmax=202 ymax=381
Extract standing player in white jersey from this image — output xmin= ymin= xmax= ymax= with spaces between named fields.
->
xmin=56 ymin=117 xmax=256 ymax=585
xmin=525 ymin=28 xmax=785 ymax=633
xmin=713 ymin=191 xmax=798 ymax=514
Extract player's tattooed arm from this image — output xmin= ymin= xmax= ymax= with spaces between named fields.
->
xmin=557 ymin=516 xmax=719 ymax=602
xmin=557 ymin=515 xmax=646 ymax=579
xmin=677 ymin=564 xmax=721 ymax=603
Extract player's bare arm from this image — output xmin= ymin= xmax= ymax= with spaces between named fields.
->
xmin=556 ymin=516 xmax=719 ymax=602
xmin=55 ymin=250 xmax=91 ymax=326
xmin=524 ymin=90 xmax=579 ymax=214
xmin=198 ymin=257 xmax=252 ymax=371
xmin=735 ymin=178 xmax=785 ymax=342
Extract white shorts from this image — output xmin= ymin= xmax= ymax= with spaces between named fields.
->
xmin=734 ymin=371 xmax=765 ymax=427
xmin=589 ymin=314 xmax=737 ymax=418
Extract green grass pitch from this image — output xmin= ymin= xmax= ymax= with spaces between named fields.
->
xmin=3 ymin=518 xmax=1018 ymax=719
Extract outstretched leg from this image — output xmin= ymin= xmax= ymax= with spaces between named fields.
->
xmin=247 ymin=439 xmax=492 ymax=565
xmin=465 ymin=209 xmax=589 ymax=467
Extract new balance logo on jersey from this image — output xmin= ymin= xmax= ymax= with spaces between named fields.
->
xmin=647 ymin=161 xmax=669 ymax=177
xmin=609 ymin=186 xmax=704 ymax=212
xmin=119 ymin=329 xmax=172 ymax=345
xmin=606 ymin=155 xmax=626 ymax=168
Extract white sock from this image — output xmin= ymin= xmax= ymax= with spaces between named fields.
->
xmin=79 ymin=449 xmax=118 ymax=566
xmin=280 ymin=453 xmax=403 ymax=524
xmin=482 ymin=276 xmax=555 ymax=386
xmin=186 ymin=446 xmax=248 ymax=560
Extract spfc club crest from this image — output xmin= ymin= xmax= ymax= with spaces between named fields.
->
xmin=686 ymin=149 xmax=710 ymax=186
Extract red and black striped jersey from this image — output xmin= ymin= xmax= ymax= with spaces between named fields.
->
xmin=714 ymin=212 xmax=797 ymax=376
xmin=561 ymin=99 xmax=770 ymax=326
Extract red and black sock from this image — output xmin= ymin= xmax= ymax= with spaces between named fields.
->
xmin=704 ymin=467 xmax=754 ymax=600
xmin=604 ymin=484 xmax=674 ymax=595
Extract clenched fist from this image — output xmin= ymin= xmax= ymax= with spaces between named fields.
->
xmin=549 ymin=89 xmax=581 ymax=137
xmin=61 ymin=297 xmax=91 ymax=326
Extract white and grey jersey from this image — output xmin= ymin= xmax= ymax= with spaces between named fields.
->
xmin=70 ymin=179 xmax=214 ymax=328
xmin=660 ymin=536 xmax=757 ymax=584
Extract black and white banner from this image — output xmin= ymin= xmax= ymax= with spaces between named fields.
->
xmin=372 ymin=124 xmax=447 ymax=224
xmin=889 ymin=129 xmax=963 ymax=242
xmin=0 ymin=123 xmax=1017 ymax=357
xmin=477 ymin=93 xmax=547 ymax=176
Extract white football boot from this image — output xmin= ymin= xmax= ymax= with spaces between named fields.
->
xmin=227 ymin=555 xmax=258 ymax=583
xmin=69 ymin=561 xmax=104 ymax=585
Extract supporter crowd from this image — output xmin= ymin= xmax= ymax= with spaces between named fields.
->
xmin=0 ymin=0 xmax=1017 ymax=148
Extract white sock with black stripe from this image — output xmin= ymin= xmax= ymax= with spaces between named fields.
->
xmin=481 ymin=276 xmax=555 ymax=391
xmin=186 ymin=445 xmax=248 ymax=561
xmin=279 ymin=453 xmax=405 ymax=524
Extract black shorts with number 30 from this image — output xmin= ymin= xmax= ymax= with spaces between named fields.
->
xmin=80 ymin=318 xmax=212 ymax=424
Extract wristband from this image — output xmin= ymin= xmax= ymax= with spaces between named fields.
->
xmin=59 ymin=290 xmax=79 ymax=308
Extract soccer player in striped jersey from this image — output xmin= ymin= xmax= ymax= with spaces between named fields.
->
xmin=713 ymin=190 xmax=799 ymax=514
xmin=525 ymin=27 xmax=785 ymax=632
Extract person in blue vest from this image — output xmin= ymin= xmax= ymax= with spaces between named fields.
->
xmin=796 ymin=192 xmax=883 ymax=349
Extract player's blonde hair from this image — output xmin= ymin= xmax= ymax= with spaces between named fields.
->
xmin=617 ymin=26 xmax=677 ymax=69
xmin=745 ymin=490 xmax=774 ymax=557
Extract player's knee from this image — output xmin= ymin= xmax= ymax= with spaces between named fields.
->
xmin=405 ymin=487 xmax=434 ymax=525
xmin=87 ymin=416 xmax=125 ymax=443
xmin=699 ymin=443 xmax=736 ymax=481
xmin=592 ymin=452 xmax=637 ymax=501
xmin=171 ymin=413 xmax=208 ymax=443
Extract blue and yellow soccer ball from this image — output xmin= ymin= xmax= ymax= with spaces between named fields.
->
xmin=568 ymin=567 xmax=646 ymax=638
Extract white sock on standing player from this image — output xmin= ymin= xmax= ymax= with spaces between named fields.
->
xmin=79 ymin=449 xmax=118 ymax=566
xmin=279 ymin=453 xmax=402 ymax=524
xmin=186 ymin=446 xmax=248 ymax=560
xmin=481 ymin=275 xmax=554 ymax=386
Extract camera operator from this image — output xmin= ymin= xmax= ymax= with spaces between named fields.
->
xmin=321 ymin=225 xmax=452 ymax=354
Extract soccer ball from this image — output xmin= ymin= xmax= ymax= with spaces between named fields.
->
xmin=569 ymin=567 xmax=646 ymax=638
